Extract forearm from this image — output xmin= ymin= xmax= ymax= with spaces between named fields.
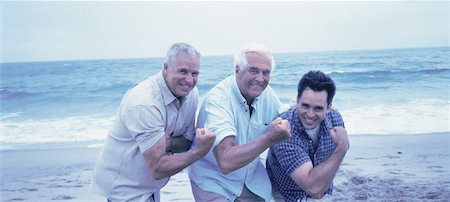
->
xmin=302 ymin=146 xmax=347 ymax=197
xmin=216 ymin=134 xmax=272 ymax=173
xmin=152 ymin=148 xmax=204 ymax=180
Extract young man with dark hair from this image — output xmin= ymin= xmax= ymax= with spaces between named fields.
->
xmin=266 ymin=70 xmax=349 ymax=202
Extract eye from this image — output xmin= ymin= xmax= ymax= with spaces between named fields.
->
xmin=262 ymin=70 xmax=271 ymax=77
xmin=192 ymin=72 xmax=199 ymax=78
xmin=248 ymin=67 xmax=259 ymax=75
xmin=314 ymin=107 xmax=324 ymax=112
xmin=178 ymin=69 xmax=188 ymax=74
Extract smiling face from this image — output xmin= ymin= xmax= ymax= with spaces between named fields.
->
xmin=163 ymin=54 xmax=200 ymax=98
xmin=297 ymin=87 xmax=330 ymax=130
xmin=235 ymin=52 xmax=271 ymax=103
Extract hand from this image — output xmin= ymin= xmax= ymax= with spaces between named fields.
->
xmin=194 ymin=128 xmax=216 ymax=155
xmin=266 ymin=117 xmax=291 ymax=144
xmin=329 ymin=127 xmax=349 ymax=152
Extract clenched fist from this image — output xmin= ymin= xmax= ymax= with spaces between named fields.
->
xmin=266 ymin=117 xmax=291 ymax=144
xmin=329 ymin=127 xmax=349 ymax=152
xmin=195 ymin=128 xmax=216 ymax=155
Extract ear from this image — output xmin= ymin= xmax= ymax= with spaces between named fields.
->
xmin=296 ymin=96 xmax=300 ymax=103
xmin=328 ymin=103 xmax=333 ymax=110
xmin=163 ymin=63 xmax=169 ymax=75
xmin=235 ymin=66 xmax=240 ymax=74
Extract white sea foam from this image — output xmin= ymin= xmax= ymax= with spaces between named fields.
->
xmin=0 ymin=116 xmax=114 ymax=146
xmin=1 ymin=98 xmax=447 ymax=150
xmin=341 ymin=98 xmax=450 ymax=135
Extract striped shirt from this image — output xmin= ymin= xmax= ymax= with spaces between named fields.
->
xmin=266 ymin=106 xmax=345 ymax=202
xmin=92 ymin=71 xmax=198 ymax=202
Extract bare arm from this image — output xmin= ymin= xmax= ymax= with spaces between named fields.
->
xmin=290 ymin=127 xmax=349 ymax=198
xmin=213 ymin=117 xmax=291 ymax=174
xmin=144 ymin=128 xmax=215 ymax=180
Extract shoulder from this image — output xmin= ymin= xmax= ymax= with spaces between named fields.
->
xmin=278 ymin=106 xmax=296 ymax=120
xmin=123 ymin=78 xmax=164 ymax=110
xmin=326 ymin=108 xmax=345 ymax=127
xmin=204 ymin=77 xmax=234 ymax=104
xmin=327 ymin=107 xmax=343 ymax=119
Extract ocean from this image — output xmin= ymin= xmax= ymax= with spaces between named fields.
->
xmin=1 ymin=47 xmax=449 ymax=151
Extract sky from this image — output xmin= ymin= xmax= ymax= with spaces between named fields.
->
xmin=1 ymin=1 xmax=449 ymax=63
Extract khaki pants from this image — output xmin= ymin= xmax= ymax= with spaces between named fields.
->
xmin=191 ymin=181 xmax=265 ymax=202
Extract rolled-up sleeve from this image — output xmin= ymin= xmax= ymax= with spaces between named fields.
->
xmin=272 ymin=140 xmax=311 ymax=175
xmin=122 ymin=105 xmax=165 ymax=153
xmin=203 ymin=96 xmax=237 ymax=147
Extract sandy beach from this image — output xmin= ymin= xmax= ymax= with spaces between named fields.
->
xmin=1 ymin=132 xmax=449 ymax=202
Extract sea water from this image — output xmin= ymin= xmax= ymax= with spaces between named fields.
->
xmin=1 ymin=47 xmax=449 ymax=150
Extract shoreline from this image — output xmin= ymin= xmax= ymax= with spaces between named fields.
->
xmin=1 ymin=132 xmax=449 ymax=201
xmin=2 ymin=131 xmax=449 ymax=152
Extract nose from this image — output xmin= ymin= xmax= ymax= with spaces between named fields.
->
xmin=185 ymin=74 xmax=196 ymax=85
xmin=306 ymin=108 xmax=315 ymax=118
xmin=255 ymin=71 xmax=264 ymax=82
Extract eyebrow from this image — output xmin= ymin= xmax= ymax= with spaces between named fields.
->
xmin=301 ymin=103 xmax=324 ymax=109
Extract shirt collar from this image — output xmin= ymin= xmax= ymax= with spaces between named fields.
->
xmin=156 ymin=71 xmax=184 ymax=106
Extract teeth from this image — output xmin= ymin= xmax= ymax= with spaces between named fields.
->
xmin=180 ymin=83 xmax=190 ymax=89
xmin=250 ymin=84 xmax=261 ymax=89
xmin=305 ymin=118 xmax=314 ymax=123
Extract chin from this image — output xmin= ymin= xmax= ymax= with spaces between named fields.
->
xmin=251 ymin=91 xmax=263 ymax=97
xmin=175 ymin=91 xmax=189 ymax=98
xmin=302 ymin=123 xmax=318 ymax=130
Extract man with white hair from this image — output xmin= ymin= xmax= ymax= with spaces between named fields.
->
xmin=188 ymin=43 xmax=291 ymax=201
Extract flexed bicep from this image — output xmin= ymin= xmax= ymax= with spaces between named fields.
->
xmin=143 ymin=134 xmax=169 ymax=180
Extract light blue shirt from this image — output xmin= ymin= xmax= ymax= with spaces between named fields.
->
xmin=188 ymin=75 xmax=282 ymax=201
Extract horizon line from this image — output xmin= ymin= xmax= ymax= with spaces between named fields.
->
xmin=2 ymin=45 xmax=448 ymax=64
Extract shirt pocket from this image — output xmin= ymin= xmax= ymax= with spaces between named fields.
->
xmin=172 ymin=117 xmax=195 ymax=140
xmin=249 ymin=119 xmax=271 ymax=141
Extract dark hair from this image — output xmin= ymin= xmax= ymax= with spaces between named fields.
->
xmin=297 ymin=70 xmax=336 ymax=105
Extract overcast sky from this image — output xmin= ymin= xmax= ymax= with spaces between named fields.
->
xmin=1 ymin=1 xmax=449 ymax=63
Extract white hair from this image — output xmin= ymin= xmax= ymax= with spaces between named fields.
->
xmin=233 ymin=43 xmax=275 ymax=72
xmin=163 ymin=42 xmax=201 ymax=70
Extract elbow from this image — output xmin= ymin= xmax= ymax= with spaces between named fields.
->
xmin=217 ymin=161 xmax=234 ymax=174
xmin=152 ymin=171 xmax=164 ymax=180
xmin=308 ymin=191 xmax=325 ymax=199
xmin=304 ymin=186 xmax=326 ymax=199
xmin=151 ymin=168 xmax=167 ymax=180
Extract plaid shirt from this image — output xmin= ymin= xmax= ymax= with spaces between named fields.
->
xmin=266 ymin=106 xmax=345 ymax=202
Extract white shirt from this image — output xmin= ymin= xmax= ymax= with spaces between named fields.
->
xmin=306 ymin=125 xmax=320 ymax=147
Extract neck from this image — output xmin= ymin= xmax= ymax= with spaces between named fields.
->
xmin=247 ymin=98 xmax=253 ymax=106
